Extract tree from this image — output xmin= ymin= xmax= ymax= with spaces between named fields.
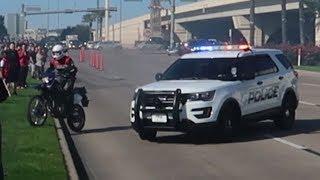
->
xmin=301 ymin=0 xmax=320 ymax=44
xmin=82 ymin=11 xmax=105 ymax=39
xmin=82 ymin=13 xmax=96 ymax=29
xmin=60 ymin=25 xmax=91 ymax=42
xmin=0 ymin=16 xmax=8 ymax=39
xmin=303 ymin=0 xmax=320 ymax=13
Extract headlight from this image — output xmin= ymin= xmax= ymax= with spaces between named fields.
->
xmin=133 ymin=89 xmax=139 ymax=100
xmin=187 ymin=90 xmax=215 ymax=102
xmin=42 ymin=77 xmax=49 ymax=83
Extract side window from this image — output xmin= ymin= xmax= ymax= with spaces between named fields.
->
xmin=237 ymin=58 xmax=255 ymax=76
xmin=254 ymin=55 xmax=278 ymax=76
xmin=275 ymin=54 xmax=293 ymax=69
xmin=247 ymin=55 xmax=278 ymax=76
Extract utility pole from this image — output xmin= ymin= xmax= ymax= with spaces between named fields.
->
xmin=170 ymin=0 xmax=176 ymax=50
xmin=249 ymin=0 xmax=255 ymax=46
xmin=281 ymin=0 xmax=287 ymax=44
xmin=299 ymin=0 xmax=305 ymax=45
xmin=105 ymin=0 xmax=110 ymax=41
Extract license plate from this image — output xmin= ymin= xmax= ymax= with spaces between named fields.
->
xmin=151 ymin=114 xmax=167 ymax=123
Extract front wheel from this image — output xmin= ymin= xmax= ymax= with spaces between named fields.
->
xmin=138 ymin=129 xmax=157 ymax=141
xmin=216 ymin=104 xmax=242 ymax=138
xmin=67 ymin=104 xmax=86 ymax=132
xmin=27 ymin=95 xmax=48 ymax=126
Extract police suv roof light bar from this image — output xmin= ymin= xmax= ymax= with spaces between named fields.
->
xmin=191 ymin=45 xmax=252 ymax=52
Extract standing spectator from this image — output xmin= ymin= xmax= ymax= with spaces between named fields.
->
xmin=18 ymin=44 xmax=29 ymax=89
xmin=28 ymin=45 xmax=37 ymax=78
xmin=3 ymin=43 xmax=20 ymax=95
xmin=40 ymin=47 xmax=47 ymax=73
xmin=35 ymin=46 xmax=45 ymax=79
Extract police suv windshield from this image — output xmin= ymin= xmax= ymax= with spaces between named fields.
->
xmin=162 ymin=58 xmax=238 ymax=81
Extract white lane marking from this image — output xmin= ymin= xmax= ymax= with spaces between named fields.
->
xmin=301 ymin=83 xmax=320 ymax=88
xmin=264 ymin=134 xmax=307 ymax=150
xmin=300 ymin=101 xmax=316 ymax=106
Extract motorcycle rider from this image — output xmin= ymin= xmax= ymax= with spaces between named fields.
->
xmin=48 ymin=44 xmax=77 ymax=94
xmin=48 ymin=44 xmax=78 ymax=115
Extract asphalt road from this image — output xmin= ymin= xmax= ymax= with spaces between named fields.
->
xmin=69 ymin=49 xmax=320 ymax=180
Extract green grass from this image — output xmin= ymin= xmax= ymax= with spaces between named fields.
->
xmin=295 ymin=65 xmax=320 ymax=73
xmin=0 ymin=78 xmax=67 ymax=180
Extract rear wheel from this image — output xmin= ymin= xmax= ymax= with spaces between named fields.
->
xmin=67 ymin=104 xmax=86 ymax=132
xmin=27 ymin=96 xmax=48 ymax=126
xmin=274 ymin=94 xmax=296 ymax=130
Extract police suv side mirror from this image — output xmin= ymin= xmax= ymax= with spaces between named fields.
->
xmin=155 ymin=73 xmax=163 ymax=81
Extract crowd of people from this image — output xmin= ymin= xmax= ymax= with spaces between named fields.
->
xmin=0 ymin=42 xmax=48 ymax=95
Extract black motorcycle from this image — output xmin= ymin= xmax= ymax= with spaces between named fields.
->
xmin=27 ymin=68 xmax=89 ymax=132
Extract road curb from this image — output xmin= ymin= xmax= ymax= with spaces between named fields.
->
xmin=297 ymin=69 xmax=320 ymax=76
xmin=54 ymin=119 xmax=79 ymax=180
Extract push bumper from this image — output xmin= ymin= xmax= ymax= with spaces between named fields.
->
xmin=130 ymin=89 xmax=218 ymax=132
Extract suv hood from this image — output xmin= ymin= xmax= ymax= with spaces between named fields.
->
xmin=140 ymin=80 xmax=239 ymax=93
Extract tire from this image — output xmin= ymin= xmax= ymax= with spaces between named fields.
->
xmin=274 ymin=94 xmax=296 ymax=130
xmin=27 ymin=95 xmax=48 ymax=126
xmin=216 ymin=103 xmax=242 ymax=138
xmin=67 ymin=104 xmax=86 ymax=132
xmin=138 ymin=129 xmax=157 ymax=141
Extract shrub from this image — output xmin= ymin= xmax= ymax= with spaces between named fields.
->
xmin=263 ymin=44 xmax=320 ymax=66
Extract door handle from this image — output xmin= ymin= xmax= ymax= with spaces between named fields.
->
xmin=279 ymin=76 xmax=284 ymax=80
xmin=257 ymin=81 xmax=263 ymax=85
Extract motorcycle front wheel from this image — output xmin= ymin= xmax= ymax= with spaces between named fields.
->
xmin=67 ymin=104 xmax=86 ymax=132
xmin=27 ymin=95 xmax=48 ymax=126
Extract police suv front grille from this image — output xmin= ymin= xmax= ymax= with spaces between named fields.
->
xmin=141 ymin=91 xmax=175 ymax=109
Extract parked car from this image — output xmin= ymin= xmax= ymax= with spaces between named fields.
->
xmin=94 ymin=41 xmax=122 ymax=50
xmin=86 ymin=41 xmax=96 ymax=49
xmin=67 ymin=40 xmax=81 ymax=49
xmin=139 ymin=37 xmax=169 ymax=51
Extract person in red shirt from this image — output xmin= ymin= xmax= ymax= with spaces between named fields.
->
xmin=17 ymin=44 xmax=29 ymax=89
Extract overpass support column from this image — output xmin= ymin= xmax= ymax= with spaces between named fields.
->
xmin=232 ymin=15 xmax=263 ymax=46
xmin=315 ymin=14 xmax=320 ymax=45
xmin=175 ymin=23 xmax=192 ymax=42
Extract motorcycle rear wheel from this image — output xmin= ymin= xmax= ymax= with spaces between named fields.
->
xmin=67 ymin=104 xmax=86 ymax=132
xmin=27 ymin=95 xmax=48 ymax=126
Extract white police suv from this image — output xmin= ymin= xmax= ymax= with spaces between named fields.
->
xmin=130 ymin=45 xmax=299 ymax=140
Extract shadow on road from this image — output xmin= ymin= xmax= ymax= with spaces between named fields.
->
xmin=72 ymin=125 xmax=132 ymax=136
xmin=154 ymin=119 xmax=320 ymax=145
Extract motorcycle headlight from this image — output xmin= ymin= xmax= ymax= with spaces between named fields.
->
xmin=42 ymin=77 xmax=49 ymax=83
xmin=187 ymin=90 xmax=215 ymax=102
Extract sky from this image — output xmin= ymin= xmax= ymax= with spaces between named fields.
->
xmin=0 ymin=0 xmax=190 ymax=29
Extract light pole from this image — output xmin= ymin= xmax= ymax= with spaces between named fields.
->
xmin=47 ymin=0 xmax=50 ymax=34
xmin=120 ymin=0 xmax=122 ymax=43
xmin=299 ymin=0 xmax=305 ymax=45
xmin=169 ymin=0 xmax=176 ymax=50
xmin=281 ymin=0 xmax=287 ymax=44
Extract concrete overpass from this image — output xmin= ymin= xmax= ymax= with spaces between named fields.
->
xmin=108 ymin=0 xmax=316 ymax=46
